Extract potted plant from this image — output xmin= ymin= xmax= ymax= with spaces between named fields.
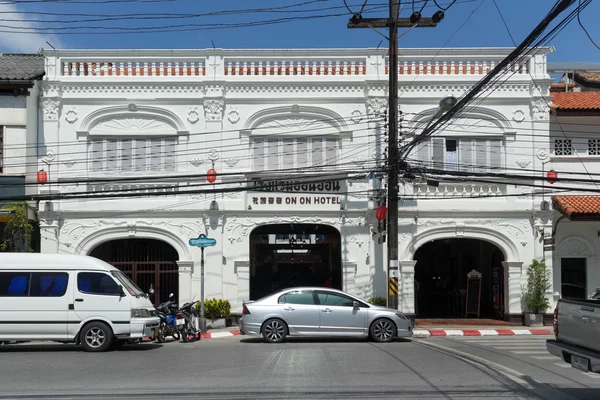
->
xmin=195 ymin=298 xmax=231 ymax=329
xmin=523 ymin=259 xmax=551 ymax=326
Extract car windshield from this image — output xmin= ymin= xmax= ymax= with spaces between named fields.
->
xmin=111 ymin=271 xmax=145 ymax=297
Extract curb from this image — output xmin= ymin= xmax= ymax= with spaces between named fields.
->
xmin=413 ymin=329 xmax=553 ymax=338
xmin=200 ymin=330 xmax=241 ymax=339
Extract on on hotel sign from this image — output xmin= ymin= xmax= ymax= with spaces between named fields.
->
xmin=248 ymin=179 xmax=344 ymax=210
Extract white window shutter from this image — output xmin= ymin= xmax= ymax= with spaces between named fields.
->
xmin=432 ymin=138 xmax=444 ymax=169
xmin=121 ymin=139 xmax=132 ymax=172
xmin=164 ymin=138 xmax=176 ymax=172
xmin=416 ymin=140 xmax=429 ymax=165
xmin=282 ymin=138 xmax=294 ymax=167
xmin=312 ymin=138 xmax=323 ymax=166
xmin=267 ymin=139 xmax=279 ymax=170
xmin=150 ymin=138 xmax=162 ymax=171
xmin=135 ymin=139 xmax=148 ymax=172
xmin=475 ymin=139 xmax=487 ymax=171
xmin=297 ymin=138 xmax=308 ymax=168
xmin=459 ymin=139 xmax=473 ymax=172
xmin=489 ymin=140 xmax=502 ymax=172
xmin=253 ymin=139 xmax=265 ymax=171
xmin=106 ymin=139 xmax=118 ymax=172
xmin=325 ymin=138 xmax=337 ymax=167
xmin=91 ymin=139 xmax=104 ymax=171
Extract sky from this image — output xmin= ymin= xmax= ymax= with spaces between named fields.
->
xmin=0 ymin=0 xmax=599 ymax=66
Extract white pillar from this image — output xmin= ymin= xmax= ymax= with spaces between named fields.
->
xmin=234 ymin=261 xmax=250 ymax=313
xmin=502 ymin=261 xmax=523 ymax=323
xmin=399 ymin=260 xmax=417 ymax=315
xmin=177 ymin=260 xmax=194 ymax=303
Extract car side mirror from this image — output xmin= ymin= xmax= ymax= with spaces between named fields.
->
xmin=353 ymin=301 xmax=360 ymax=308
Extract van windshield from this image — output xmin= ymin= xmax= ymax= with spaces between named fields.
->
xmin=111 ymin=271 xmax=145 ymax=298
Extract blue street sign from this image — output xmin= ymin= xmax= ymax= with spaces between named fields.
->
xmin=189 ymin=234 xmax=217 ymax=248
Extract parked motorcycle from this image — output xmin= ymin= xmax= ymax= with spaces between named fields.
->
xmin=156 ymin=293 xmax=182 ymax=343
xmin=178 ymin=299 xmax=201 ymax=342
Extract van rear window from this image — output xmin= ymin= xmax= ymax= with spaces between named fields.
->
xmin=0 ymin=272 xmax=70 ymax=297
xmin=0 ymin=273 xmax=30 ymax=296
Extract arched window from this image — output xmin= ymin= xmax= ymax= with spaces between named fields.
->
xmin=89 ymin=137 xmax=177 ymax=173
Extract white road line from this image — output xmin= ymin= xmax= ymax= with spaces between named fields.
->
xmin=581 ymin=372 xmax=600 ymax=379
xmin=531 ymin=356 xmax=561 ymax=360
xmin=510 ymin=350 xmax=551 ymax=355
xmin=492 ymin=345 xmax=548 ymax=349
xmin=554 ymin=363 xmax=571 ymax=368
xmin=462 ymin=339 xmax=547 ymax=344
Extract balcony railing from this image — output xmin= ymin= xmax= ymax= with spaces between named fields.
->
xmin=88 ymin=182 xmax=179 ymax=196
xmin=62 ymin=60 xmax=206 ymax=77
xmin=412 ymin=182 xmax=506 ymax=197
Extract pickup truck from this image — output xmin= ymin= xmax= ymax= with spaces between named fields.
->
xmin=547 ymin=288 xmax=600 ymax=373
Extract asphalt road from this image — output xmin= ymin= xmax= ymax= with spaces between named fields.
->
xmin=0 ymin=335 xmax=596 ymax=400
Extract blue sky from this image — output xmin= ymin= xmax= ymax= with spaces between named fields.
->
xmin=0 ymin=0 xmax=599 ymax=65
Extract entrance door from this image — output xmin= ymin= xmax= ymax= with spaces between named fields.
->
xmin=89 ymin=239 xmax=179 ymax=306
xmin=315 ymin=290 xmax=367 ymax=335
xmin=561 ymin=258 xmax=587 ymax=299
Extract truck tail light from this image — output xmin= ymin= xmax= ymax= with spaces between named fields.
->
xmin=553 ymin=306 xmax=559 ymax=337
xmin=242 ymin=304 xmax=250 ymax=315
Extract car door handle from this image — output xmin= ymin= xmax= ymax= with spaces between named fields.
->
xmin=582 ymin=307 xmax=595 ymax=312
xmin=283 ymin=307 xmax=295 ymax=311
xmin=75 ymin=298 xmax=84 ymax=302
xmin=321 ymin=308 xmax=332 ymax=313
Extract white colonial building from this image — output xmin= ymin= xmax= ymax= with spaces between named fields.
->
xmin=35 ymin=47 xmax=558 ymax=323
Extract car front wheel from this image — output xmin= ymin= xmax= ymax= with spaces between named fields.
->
xmin=262 ymin=319 xmax=287 ymax=343
xmin=370 ymin=318 xmax=396 ymax=343
xmin=81 ymin=322 xmax=113 ymax=352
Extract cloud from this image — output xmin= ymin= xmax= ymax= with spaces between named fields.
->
xmin=0 ymin=3 xmax=64 ymax=53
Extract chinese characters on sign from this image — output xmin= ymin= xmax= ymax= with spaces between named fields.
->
xmin=251 ymin=195 xmax=341 ymax=206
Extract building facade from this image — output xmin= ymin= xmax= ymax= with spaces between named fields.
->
xmin=37 ymin=48 xmax=555 ymax=322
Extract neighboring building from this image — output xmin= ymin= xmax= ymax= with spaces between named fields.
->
xmin=0 ymin=54 xmax=44 ymax=250
xmin=38 ymin=47 xmax=554 ymax=324
xmin=549 ymin=91 xmax=600 ymax=303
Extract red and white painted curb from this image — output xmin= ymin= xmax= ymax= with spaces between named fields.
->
xmin=200 ymin=330 xmax=241 ymax=339
xmin=413 ymin=329 xmax=553 ymax=338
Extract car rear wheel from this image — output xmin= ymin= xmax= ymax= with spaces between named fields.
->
xmin=262 ymin=319 xmax=287 ymax=343
xmin=370 ymin=318 xmax=395 ymax=343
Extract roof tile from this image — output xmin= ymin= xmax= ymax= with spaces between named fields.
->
xmin=0 ymin=54 xmax=45 ymax=81
xmin=552 ymin=195 xmax=600 ymax=220
xmin=551 ymin=92 xmax=600 ymax=111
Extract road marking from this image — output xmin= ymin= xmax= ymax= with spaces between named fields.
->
xmin=554 ymin=362 xmax=571 ymax=368
xmin=492 ymin=345 xmax=548 ymax=349
xmin=443 ymin=330 xmax=465 ymax=336
xmin=463 ymin=339 xmax=547 ymax=344
xmin=512 ymin=330 xmax=533 ymax=335
xmin=510 ymin=350 xmax=550 ymax=355
xmin=415 ymin=340 xmax=580 ymax=400
xmin=477 ymin=329 xmax=499 ymax=335
xmin=582 ymin=372 xmax=600 ymax=379
xmin=531 ymin=356 xmax=561 ymax=360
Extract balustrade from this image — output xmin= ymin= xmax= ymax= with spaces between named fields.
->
xmin=62 ymin=60 xmax=206 ymax=77
xmin=412 ymin=182 xmax=506 ymax=197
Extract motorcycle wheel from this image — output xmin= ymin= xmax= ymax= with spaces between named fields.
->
xmin=181 ymin=327 xmax=189 ymax=343
xmin=157 ymin=325 xmax=166 ymax=343
xmin=172 ymin=331 xmax=181 ymax=341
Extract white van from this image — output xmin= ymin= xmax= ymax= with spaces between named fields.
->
xmin=0 ymin=253 xmax=160 ymax=352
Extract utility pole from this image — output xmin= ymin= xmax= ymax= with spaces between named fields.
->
xmin=348 ymin=1 xmax=440 ymax=310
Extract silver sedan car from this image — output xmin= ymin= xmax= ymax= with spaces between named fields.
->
xmin=240 ymin=287 xmax=414 ymax=343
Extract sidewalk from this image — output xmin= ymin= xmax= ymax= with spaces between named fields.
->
xmin=412 ymin=325 xmax=554 ymax=338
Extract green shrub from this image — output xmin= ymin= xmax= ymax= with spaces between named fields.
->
xmin=524 ymin=259 xmax=551 ymax=314
xmin=368 ymin=297 xmax=387 ymax=307
xmin=195 ymin=298 xmax=231 ymax=319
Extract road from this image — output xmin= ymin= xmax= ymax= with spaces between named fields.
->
xmin=0 ymin=335 xmax=597 ymax=400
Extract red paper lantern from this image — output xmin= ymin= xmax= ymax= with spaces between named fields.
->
xmin=547 ymin=170 xmax=558 ymax=185
xmin=37 ymin=169 xmax=48 ymax=184
xmin=206 ymin=169 xmax=217 ymax=183
xmin=375 ymin=205 xmax=388 ymax=221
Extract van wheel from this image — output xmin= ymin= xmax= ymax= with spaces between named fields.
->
xmin=81 ymin=322 xmax=113 ymax=352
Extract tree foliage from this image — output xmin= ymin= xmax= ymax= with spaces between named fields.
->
xmin=0 ymin=201 xmax=34 ymax=252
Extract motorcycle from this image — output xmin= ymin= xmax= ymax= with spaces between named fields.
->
xmin=178 ymin=299 xmax=201 ymax=342
xmin=155 ymin=293 xmax=182 ymax=343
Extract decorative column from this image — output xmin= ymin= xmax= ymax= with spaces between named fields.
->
xmin=177 ymin=261 xmax=194 ymax=304
xmin=502 ymin=261 xmax=524 ymax=324
xmin=234 ymin=261 xmax=250 ymax=314
xmin=39 ymin=217 xmax=60 ymax=254
xmin=399 ymin=260 xmax=417 ymax=318
xmin=342 ymin=261 xmax=357 ymax=294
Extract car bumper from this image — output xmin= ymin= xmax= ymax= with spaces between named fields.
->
xmin=397 ymin=325 xmax=414 ymax=338
xmin=130 ymin=317 xmax=160 ymax=338
xmin=547 ymin=339 xmax=600 ymax=373
xmin=240 ymin=316 xmax=262 ymax=337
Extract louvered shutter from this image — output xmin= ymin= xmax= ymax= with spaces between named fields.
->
xmin=432 ymin=138 xmax=444 ymax=169
xmin=282 ymin=138 xmax=294 ymax=168
xmin=297 ymin=138 xmax=308 ymax=168
xmin=267 ymin=139 xmax=279 ymax=170
xmin=106 ymin=139 xmax=118 ymax=172
xmin=91 ymin=139 xmax=104 ymax=171
xmin=459 ymin=139 xmax=473 ymax=172
xmin=325 ymin=138 xmax=337 ymax=167
xmin=475 ymin=139 xmax=487 ymax=172
xmin=253 ymin=139 xmax=264 ymax=171
xmin=121 ymin=139 xmax=132 ymax=172
xmin=416 ymin=140 xmax=429 ymax=165
xmin=489 ymin=140 xmax=502 ymax=172
xmin=135 ymin=139 xmax=148 ymax=172
xmin=164 ymin=138 xmax=176 ymax=172
xmin=150 ymin=138 xmax=162 ymax=172
xmin=312 ymin=138 xmax=323 ymax=166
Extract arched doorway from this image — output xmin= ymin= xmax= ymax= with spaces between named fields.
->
xmin=249 ymin=224 xmax=342 ymax=300
xmin=414 ymin=239 xmax=505 ymax=319
xmin=89 ymin=239 xmax=179 ymax=306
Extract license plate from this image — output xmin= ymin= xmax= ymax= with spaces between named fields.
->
xmin=176 ymin=318 xmax=184 ymax=326
xmin=572 ymin=355 xmax=589 ymax=372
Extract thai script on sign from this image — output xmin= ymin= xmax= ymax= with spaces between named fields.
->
xmin=251 ymin=179 xmax=341 ymax=193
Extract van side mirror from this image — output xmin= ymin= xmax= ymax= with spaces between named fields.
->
xmin=118 ymin=285 xmax=125 ymax=297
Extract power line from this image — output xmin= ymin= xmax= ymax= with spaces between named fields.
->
xmin=577 ymin=0 xmax=600 ymax=50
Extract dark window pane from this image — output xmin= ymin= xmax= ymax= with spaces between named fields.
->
xmin=279 ymin=291 xmax=314 ymax=305
xmin=561 ymin=258 xmax=587 ymax=299
xmin=317 ymin=292 xmax=354 ymax=307
xmin=30 ymin=273 xmax=69 ymax=297
xmin=0 ymin=272 xmax=30 ymax=296
xmin=78 ymin=272 xmax=120 ymax=295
